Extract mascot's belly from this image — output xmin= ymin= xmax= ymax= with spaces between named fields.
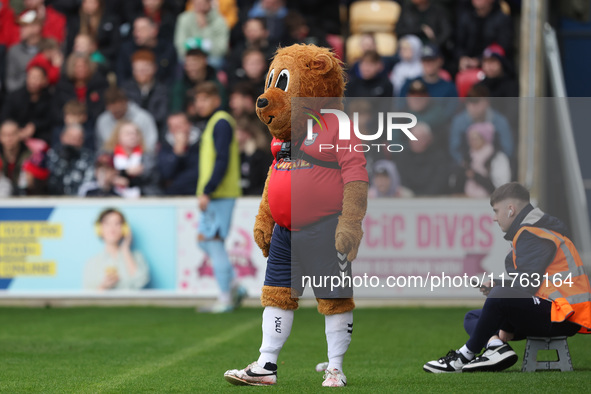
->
xmin=268 ymin=159 xmax=344 ymax=231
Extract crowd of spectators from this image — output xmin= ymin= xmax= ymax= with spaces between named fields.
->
xmin=0 ymin=0 xmax=520 ymax=199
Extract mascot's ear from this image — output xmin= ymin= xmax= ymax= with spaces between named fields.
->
xmin=309 ymin=54 xmax=334 ymax=75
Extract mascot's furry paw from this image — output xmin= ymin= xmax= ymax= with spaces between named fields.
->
xmin=335 ymin=218 xmax=363 ymax=262
xmin=254 ymin=214 xmax=274 ymax=257
xmin=335 ymin=181 xmax=368 ymax=262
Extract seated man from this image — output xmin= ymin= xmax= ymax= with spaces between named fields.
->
xmin=424 ymin=182 xmax=591 ymax=373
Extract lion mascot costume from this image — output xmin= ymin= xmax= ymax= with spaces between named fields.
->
xmin=224 ymin=44 xmax=368 ymax=387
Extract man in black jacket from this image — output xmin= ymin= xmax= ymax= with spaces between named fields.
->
xmin=456 ymin=0 xmax=513 ymax=71
xmin=158 ymin=112 xmax=200 ymax=195
xmin=423 ymin=182 xmax=589 ymax=373
xmin=0 ymin=65 xmax=54 ymax=143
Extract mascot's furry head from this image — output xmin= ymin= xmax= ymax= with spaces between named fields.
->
xmin=255 ymin=44 xmax=346 ymax=141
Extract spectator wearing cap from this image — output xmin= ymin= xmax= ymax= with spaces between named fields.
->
xmin=396 ymin=122 xmax=450 ymax=196
xmin=95 ymin=87 xmax=158 ymax=153
xmin=78 ymin=153 xmax=122 ymax=197
xmin=47 ymin=124 xmax=95 ymax=196
xmin=27 ymin=38 xmax=63 ymax=86
xmin=64 ymin=0 xmax=121 ymax=67
xmin=1 ymin=65 xmax=54 ymax=144
xmin=174 ymin=0 xmax=229 ymax=67
xmin=0 ymin=120 xmax=32 ymax=195
xmin=55 ymin=53 xmax=109 ymax=125
xmin=475 ymin=43 xmax=518 ymax=98
xmin=346 ymin=50 xmax=394 ymax=98
xmin=169 ymin=48 xmax=226 ymax=113
xmin=403 ymin=79 xmax=450 ymax=148
xmin=456 ymin=0 xmax=513 ymax=71
xmin=121 ymin=49 xmax=169 ymax=137
xmin=158 ymin=112 xmax=200 ymax=195
xmin=368 ymin=160 xmax=405 ymax=198
xmin=5 ymin=10 xmax=42 ymax=93
xmin=20 ymin=0 xmax=66 ymax=44
xmin=460 ymin=121 xmax=511 ymax=197
xmin=395 ymin=0 xmax=452 ymax=49
xmin=116 ymin=16 xmax=177 ymax=84
xmin=449 ymin=84 xmax=514 ymax=165
xmin=400 ymin=45 xmax=458 ymax=99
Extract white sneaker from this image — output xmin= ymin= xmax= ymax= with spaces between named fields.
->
xmin=197 ymin=303 xmax=233 ymax=313
xmin=322 ymin=368 xmax=347 ymax=387
xmin=224 ymin=361 xmax=277 ymax=386
xmin=315 ymin=361 xmax=329 ymax=372
xmin=462 ymin=343 xmax=518 ymax=372
xmin=423 ymin=350 xmax=470 ymax=373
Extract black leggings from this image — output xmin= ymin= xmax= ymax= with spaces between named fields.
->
xmin=464 ymin=286 xmax=580 ymax=353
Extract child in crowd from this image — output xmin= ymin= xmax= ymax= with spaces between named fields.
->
xmin=79 ymin=153 xmax=122 ymax=197
xmin=104 ymin=120 xmax=156 ymax=198
xmin=463 ymin=122 xmax=511 ymax=197
xmin=27 ymin=38 xmax=63 ymax=86
xmin=390 ymin=35 xmax=423 ymax=96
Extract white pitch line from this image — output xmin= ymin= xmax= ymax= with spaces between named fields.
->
xmin=87 ymin=317 xmax=260 ymax=393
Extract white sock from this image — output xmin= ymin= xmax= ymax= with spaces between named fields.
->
xmin=487 ymin=338 xmax=504 ymax=348
xmin=459 ymin=345 xmax=475 ymax=360
xmin=218 ymin=291 xmax=231 ymax=305
xmin=257 ymin=306 xmax=294 ymax=368
xmin=325 ymin=311 xmax=353 ymax=372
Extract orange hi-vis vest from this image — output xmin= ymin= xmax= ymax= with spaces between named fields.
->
xmin=512 ymin=226 xmax=591 ymax=333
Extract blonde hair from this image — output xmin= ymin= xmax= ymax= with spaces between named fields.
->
xmin=65 ymin=53 xmax=97 ymax=81
xmin=103 ymin=120 xmax=144 ymax=151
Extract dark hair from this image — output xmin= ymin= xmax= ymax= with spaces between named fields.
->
xmin=230 ymin=81 xmax=256 ymax=98
xmin=490 ymin=182 xmax=530 ymax=206
xmin=466 ymin=84 xmax=490 ymax=99
xmin=96 ymin=208 xmax=126 ymax=225
xmin=360 ymin=50 xmax=381 ymax=64
xmin=63 ymin=100 xmax=87 ymax=116
xmin=104 ymin=87 xmax=127 ymax=105
xmin=186 ymin=48 xmax=208 ymax=58
xmin=195 ymin=81 xmax=220 ymax=98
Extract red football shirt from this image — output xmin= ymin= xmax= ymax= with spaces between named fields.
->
xmin=267 ymin=113 xmax=368 ymax=231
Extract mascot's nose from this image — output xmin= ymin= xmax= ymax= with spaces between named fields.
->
xmin=257 ymin=98 xmax=269 ymax=108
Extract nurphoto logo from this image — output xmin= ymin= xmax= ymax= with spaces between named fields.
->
xmin=305 ymin=108 xmax=419 ymax=153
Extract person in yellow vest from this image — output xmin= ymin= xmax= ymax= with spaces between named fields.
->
xmin=424 ymin=182 xmax=591 ymax=373
xmin=194 ymin=82 xmax=244 ymax=313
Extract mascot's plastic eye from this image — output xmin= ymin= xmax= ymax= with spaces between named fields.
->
xmin=275 ymin=69 xmax=290 ymax=91
xmin=266 ymin=69 xmax=275 ymax=90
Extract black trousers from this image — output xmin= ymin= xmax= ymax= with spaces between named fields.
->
xmin=464 ymin=286 xmax=580 ymax=353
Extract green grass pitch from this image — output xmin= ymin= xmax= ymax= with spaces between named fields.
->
xmin=1 ymin=306 xmax=591 ymax=393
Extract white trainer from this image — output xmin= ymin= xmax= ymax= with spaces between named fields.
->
xmin=322 ymin=368 xmax=347 ymax=387
xmin=224 ymin=361 xmax=277 ymax=386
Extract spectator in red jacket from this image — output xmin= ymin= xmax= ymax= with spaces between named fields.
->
xmin=21 ymin=0 xmax=67 ymax=44
xmin=0 ymin=0 xmax=20 ymax=47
